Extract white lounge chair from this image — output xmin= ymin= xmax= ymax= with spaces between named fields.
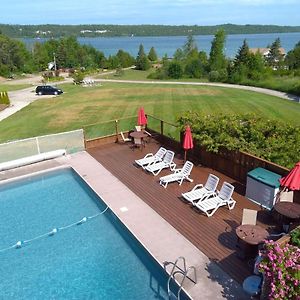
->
xmin=159 ymin=160 xmax=194 ymax=188
xmin=144 ymin=150 xmax=176 ymax=176
xmin=194 ymin=182 xmax=236 ymax=217
xmin=120 ymin=131 xmax=131 ymax=143
xmin=181 ymin=174 xmax=219 ymax=204
xmin=135 ymin=147 xmax=167 ymax=168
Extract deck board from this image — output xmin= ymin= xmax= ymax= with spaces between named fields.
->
xmin=88 ymin=140 xmax=276 ymax=284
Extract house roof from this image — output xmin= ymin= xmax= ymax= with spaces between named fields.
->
xmin=249 ymin=47 xmax=286 ymax=56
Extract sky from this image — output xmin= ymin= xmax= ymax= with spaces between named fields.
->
xmin=1 ymin=0 xmax=299 ymax=26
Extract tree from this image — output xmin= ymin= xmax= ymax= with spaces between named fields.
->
xmin=208 ymin=29 xmax=227 ymax=72
xmin=0 ymin=33 xmax=34 ymax=76
xmin=106 ymin=55 xmax=120 ymax=69
xmin=183 ymin=34 xmax=198 ymax=57
xmin=116 ymin=49 xmax=135 ymax=67
xmin=135 ymin=44 xmax=150 ymax=70
xmin=173 ymin=48 xmax=184 ymax=61
xmin=234 ymin=39 xmax=250 ymax=65
xmin=148 ymin=47 xmax=158 ymax=61
xmin=266 ymin=38 xmax=284 ymax=69
xmin=285 ymin=41 xmax=300 ymax=70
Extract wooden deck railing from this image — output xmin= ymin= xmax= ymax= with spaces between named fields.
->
xmin=84 ymin=115 xmax=290 ymax=185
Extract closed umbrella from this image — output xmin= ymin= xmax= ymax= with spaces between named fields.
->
xmin=137 ymin=107 xmax=147 ymax=126
xmin=183 ymin=125 xmax=194 ymax=162
xmin=279 ymin=162 xmax=300 ymax=191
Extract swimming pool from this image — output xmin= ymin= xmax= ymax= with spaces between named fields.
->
xmin=0 ymin=168 xmax=189 ymax=299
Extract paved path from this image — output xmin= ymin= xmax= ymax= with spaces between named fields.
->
xmin=1 ymin=75 xmax=299 ymax=122
xmin=0 ymin=75 xmax=72 ymax=122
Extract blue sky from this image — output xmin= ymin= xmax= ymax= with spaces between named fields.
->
xmin=1 ymin=0 xmax=299 ymax=26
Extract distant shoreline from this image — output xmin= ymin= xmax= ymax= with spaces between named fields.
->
xmin=1 ymin=24 xmax=300 ymax=38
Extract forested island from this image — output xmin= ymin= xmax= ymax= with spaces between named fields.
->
xmin=1 ymin=24 xmax=300 ymax=38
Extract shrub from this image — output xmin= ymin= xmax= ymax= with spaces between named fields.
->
xmin=72 ymin=71 xmax=84 ymax=84
xmin=167 ymin=62 xmax=183 ymax=79
xmin=208 ymin=70 xmax=220 ymax=82
xmin=0 ymin=91 xmax=10 ymax=105
xmin=177 ymin=112 xmax=300 ymax=169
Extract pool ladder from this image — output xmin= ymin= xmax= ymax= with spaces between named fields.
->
xmin=164 ymin=256 xmax=197 ymax=300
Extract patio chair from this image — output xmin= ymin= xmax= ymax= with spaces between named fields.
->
xmin=135 ymin=147 xmax=167 ymax=168
xmin=144 ymin=150 xmax=176 ymax=176
xmin=194 ymin=182 xmax=236 ymax=217
xmin=120 ymin=131 xmax=131 ymax=143
xmin=242 ymin=209 xmax=257 ymax=225
xmin=159 ymin=161 xmax=194 ymax=188
xmin=181 ymin=174 xmax=219 ymax=204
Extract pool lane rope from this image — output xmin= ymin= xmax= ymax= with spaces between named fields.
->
xmin=0 ymin=206 xmax=109 ymax=253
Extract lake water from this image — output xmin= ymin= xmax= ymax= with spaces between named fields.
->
xmin=23 ymin=32 xmax=300 ymax=58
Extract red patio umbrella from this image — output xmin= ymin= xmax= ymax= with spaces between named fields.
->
xmin=183 ymin=125 xmax=194 ymax=162
xmin=137 ymin=107 xmax=147 ymax=126
xmin=279 ymin=162 xmax=300 ymax=191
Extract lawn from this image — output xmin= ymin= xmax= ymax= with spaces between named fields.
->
xmin=0 ymin=81 xmax=299 ymax=143
xmin=0 ymin=84 xmax=32 ymax=91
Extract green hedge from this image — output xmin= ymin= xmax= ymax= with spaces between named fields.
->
xmin=0 ymin=91 xmax=10 ymax=105
xmin=178 ymin=112 xmax=300 ymax=169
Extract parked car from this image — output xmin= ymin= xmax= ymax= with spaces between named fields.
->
xmin=35 ymin=85 xmax=63 ymax=96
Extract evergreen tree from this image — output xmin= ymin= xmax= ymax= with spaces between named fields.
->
xmin=183 ymin=34 xmax=198 ymax=57
xmin=267 ymin=38 xmax=283 ymax=69
xmin=285 ymin=41 xmax=300 ymax=70
xmin=148 ymin=47 xmax=158 ymax=61
xmin=208 ymin=29 xmax=227 ymax=71
xmin=235 ymin=39 xmax=250 ymax=65
xmin=135 ymin=44 xmax=150 ymax=70
xmin=173 ymin=48 xmax=184 ymax=61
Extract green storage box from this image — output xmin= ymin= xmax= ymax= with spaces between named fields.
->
xmin=246 ymin=167 xmax=281 ymax=209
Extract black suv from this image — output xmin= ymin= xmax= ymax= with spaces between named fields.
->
xmin=36 ymin=85 xmax=63 ymax=96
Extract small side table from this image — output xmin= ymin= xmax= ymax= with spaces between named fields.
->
xmin=236 ymin=225 xmax=269 ymax=259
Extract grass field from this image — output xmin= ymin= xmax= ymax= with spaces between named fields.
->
xmin=0 ymin=81 xmax=299 ymax=143
xmin=0 ymin=84 xmax=31 ymax=91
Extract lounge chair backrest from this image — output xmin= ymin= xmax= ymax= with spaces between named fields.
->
xmin=163 ymin=150 xmax=175 ymax=164
xmin=155 ymin=147 xmax=167 ymax=160
xmin=218 ymin=182 xmax=234 ymax=201
xmin=204 ymin=174 xmax=219 ymax=192
xmin=182 ymin=161 xmax=193 ymax=175
xmin=120 ymin=131 xmax=130 ymax=142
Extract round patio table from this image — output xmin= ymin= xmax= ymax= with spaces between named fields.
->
xmin=129 ymin=131 xmax=148 ymax=139
xmin=236 ymin=225 xmax=269 ymax=245
xmin=273 ymin=202 xmax=300 ymax=231
xmin=273 ymin=202 xmax=300 ymax=220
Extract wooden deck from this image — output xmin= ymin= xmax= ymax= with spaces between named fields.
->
xmin=88 ymin=140 xmax=277 ymax=284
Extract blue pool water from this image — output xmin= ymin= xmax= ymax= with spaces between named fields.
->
xmin=0 ymin=168 xmax=188 ymax=299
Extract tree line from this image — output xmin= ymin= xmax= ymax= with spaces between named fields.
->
xmin=1 ymin=24 xmax=300 ymax=38
xmin=1 ymin=30 xmax=300 ymax=95
xmin=147 ymin=31 xmax=300 ymax=95
xmin=0 ymin=32 xmax=158 ymax=77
